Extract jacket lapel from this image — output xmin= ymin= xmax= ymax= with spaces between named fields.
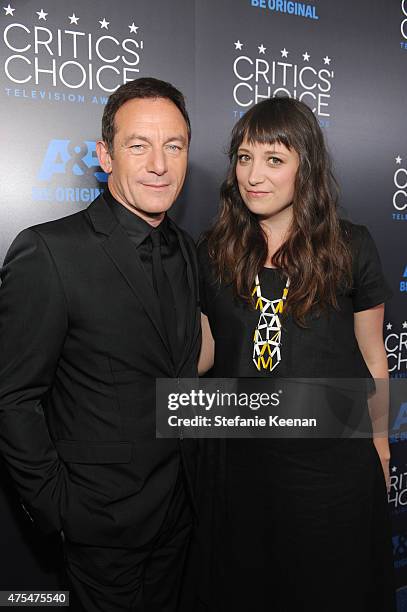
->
xmin=87 ymin=195 xmax=173 ymax=361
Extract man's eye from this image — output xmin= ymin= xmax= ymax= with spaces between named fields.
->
xmin=130 ymin=144 xmax=145 ymax=151
xmin=166 ymin=144 xmax=182 ymax=152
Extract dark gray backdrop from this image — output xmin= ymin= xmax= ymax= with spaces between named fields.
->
xmin=1 ymin=0 xmax=406 ymax=606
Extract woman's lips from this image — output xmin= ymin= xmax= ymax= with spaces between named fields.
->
xmin=246 ymin=190 xmax=270 ymax=198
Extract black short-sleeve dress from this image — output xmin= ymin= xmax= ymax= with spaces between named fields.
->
xmin=194 ymin=221 xmax=395 ymax=612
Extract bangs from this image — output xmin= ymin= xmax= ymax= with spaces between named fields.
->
xmin=243 ymin=122 xmax=291 ymax=151
xmin=233 ymin=97 xmax=300 ymax=153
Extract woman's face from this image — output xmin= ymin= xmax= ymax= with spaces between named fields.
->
xmin=236 ymin=139 xmax=300 ymax=223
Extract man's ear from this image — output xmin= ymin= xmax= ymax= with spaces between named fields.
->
xmin=96 ymin=140 xmax=112 ymax=174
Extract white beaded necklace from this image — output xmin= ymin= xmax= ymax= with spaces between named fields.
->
xmin=252 ymin=273 xmax=290 ymax=372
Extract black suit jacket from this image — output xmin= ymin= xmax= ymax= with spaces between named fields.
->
xmin=0 ymin=194 xmax=201 ymax=547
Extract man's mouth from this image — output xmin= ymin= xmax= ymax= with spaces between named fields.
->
xmin=142 ymin=183 xmax=170 ymax=190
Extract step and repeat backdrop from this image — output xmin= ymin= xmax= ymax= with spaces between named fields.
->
xmin=0 ymin=0 xmax=406 ymax=606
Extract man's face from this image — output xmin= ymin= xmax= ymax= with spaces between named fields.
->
xmin=97 ymin=97 xmax=189 ymax=223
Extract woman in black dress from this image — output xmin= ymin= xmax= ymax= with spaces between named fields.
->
xmin=195 ymin=97 xmax=395 ymax=611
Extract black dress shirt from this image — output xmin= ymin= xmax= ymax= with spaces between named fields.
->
xmin=104 ymin=189 xmax=189 ymax=361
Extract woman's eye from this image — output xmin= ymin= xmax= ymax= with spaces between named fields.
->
xmin=238 ymin=154 xmax=251 ymax=163
xmin=269 ymin=157 xmax=282 ymax=165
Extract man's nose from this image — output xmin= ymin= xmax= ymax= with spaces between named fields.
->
xmin=146 ymin=147 xmax=167 ymax=175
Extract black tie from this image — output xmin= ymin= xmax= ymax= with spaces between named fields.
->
xmin=150 ymin=228 xmax=178 ymax=362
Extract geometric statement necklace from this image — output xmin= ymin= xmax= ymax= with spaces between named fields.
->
xmin=252 ymin=273 xmax=290 ymax=372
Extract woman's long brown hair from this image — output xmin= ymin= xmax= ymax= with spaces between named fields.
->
xmin=206 ymin=97 xmax=352 ymax=325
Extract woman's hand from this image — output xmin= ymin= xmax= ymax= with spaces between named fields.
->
xmin=379 ymin=455 xmax=390 ymax=492
xmin=198 ymin=313 xmax=215 ymax=375
xmin=374 ymin=437 xmax=391 ymax=492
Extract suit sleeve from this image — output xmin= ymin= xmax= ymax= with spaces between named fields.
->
xmin=0 ymin=229 xmax=68 ymax=534
xmin=197 ymin=239 xmax=216 ymax=317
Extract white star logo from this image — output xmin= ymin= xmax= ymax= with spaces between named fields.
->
xmin=68 ymin=13 xmax=79 ymax=25
xmin=99 ymin=18 xmax=109 ymax=30
xmin=386 ymin=322 xmax=392 ymax=331
xmin=234 ymin=40 xmax=243 ymax=50
xmin=323 ymin=56 xmax=331 ymax=65
xmin=281 ymin=48 xmax=289 ymax=58
xmin=3 ymin=4 xmax=14 ymax=15
xmin=129 ymin=22 xmax=139 ymax=34
xmin=396 ymin=156 xmax=402 ymax=164
xmin=403 ymin=321 xmax=407 ymax=329
xmin=36 ymin=8 xmax=47 ymax=20
xmin=258 ymin=44 xmax=266 ymax=54
xmin=392 ymin=466 xmax=397 ymax=473
xmin=302 ymin=51 xmax=310 ymax=62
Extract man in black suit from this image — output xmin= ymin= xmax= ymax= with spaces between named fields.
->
xmin=0 ymin=78 xmax=201 ymax=611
